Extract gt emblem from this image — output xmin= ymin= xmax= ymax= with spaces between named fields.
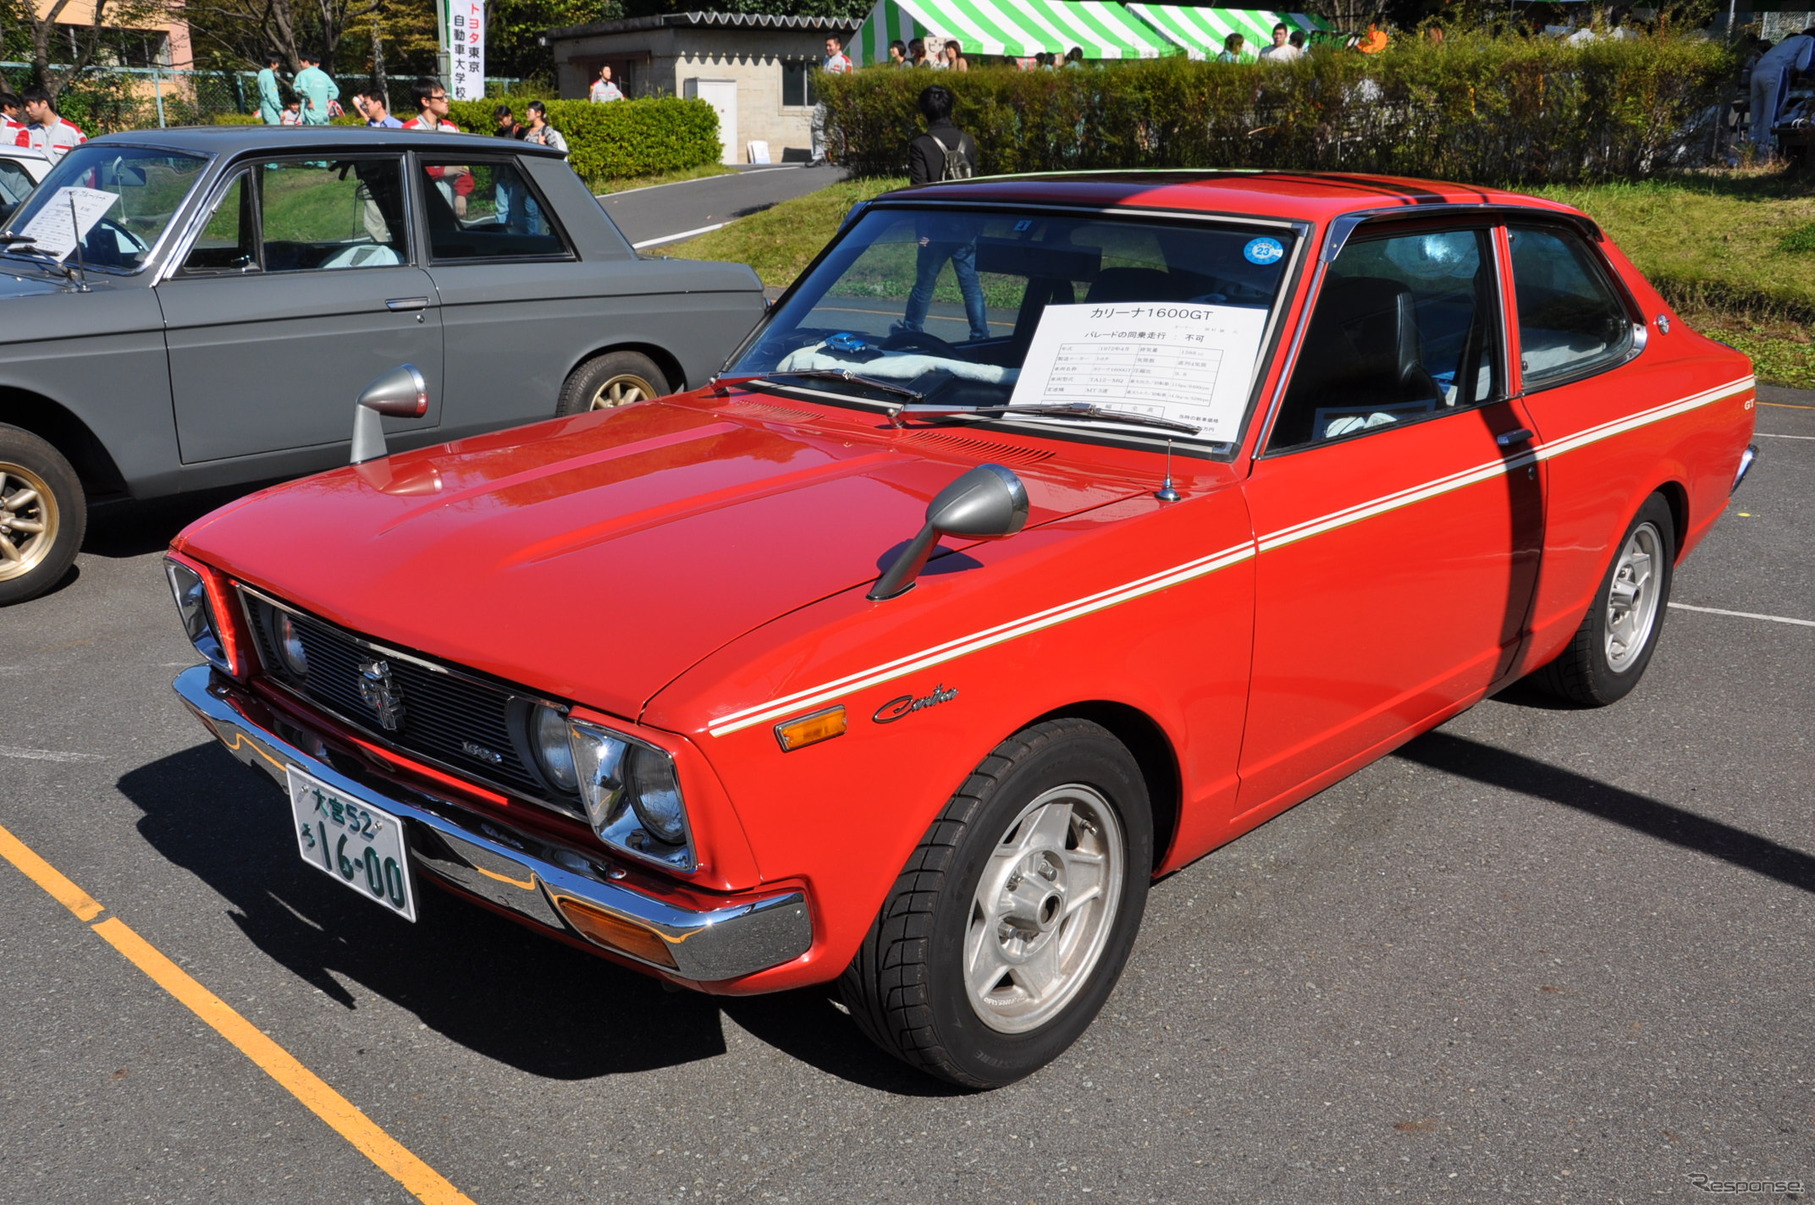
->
xmin=356 ymin=658 xmax=406 ymax=731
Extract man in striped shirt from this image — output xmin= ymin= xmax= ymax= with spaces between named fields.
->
xmin=16 ymin=88 xmax=84 ymax=161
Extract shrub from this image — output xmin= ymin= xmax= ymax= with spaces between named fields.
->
xmin=447 ymin=96 xmax=720 ymax=180
xmin=821 ymin=34 xmax=1737 ymax=185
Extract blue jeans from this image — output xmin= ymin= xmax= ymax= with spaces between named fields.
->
xmin=903 ymin=240 xmax=989 ymax=341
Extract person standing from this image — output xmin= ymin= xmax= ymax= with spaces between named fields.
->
xmin=888 ymin=40 xmax=908 ymax=67
xmin=1259 ymin=23 xmax=1302 ymax=63
xmin=401 ymin=78 xmax=472 ymax=216
xmin=941 ymin=40 xmax=969 ymax=72
xmin=16 ymin=87 xmax=85 ymax=161
xmin=589 ymin=64 xmax=623 ymax=103
xmin=1217 ymin=33 xmax=1252 ymax=63
xmin=1751 ymin=26 xmax=1815 ymax=154
xmin=523 ymin=101 xmax=567 ymax=155
xmin=909 ymin=38 xmax=931 ymax=67
xmin=293 ymin=52 xmax=338 ymax=126
xmin=256 ymin=51 xmax=284 ymax=124
xmin=898 ymin=84 xmax=987 ymax=342
xmin=493 ymin=105 xmax=526 ymax=139
xmin=359 ymin=93 xmax=402 ymax=127
xmin=809 ymin=35 xmax=852 ymax=167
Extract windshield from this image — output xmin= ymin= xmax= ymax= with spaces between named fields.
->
xmin=5 ymin=145 xmax=210 ymax=273
xmin=725 ymin=206 xmax=1298 ymax=447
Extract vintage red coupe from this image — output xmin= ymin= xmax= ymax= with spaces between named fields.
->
xmin=168 ymin=173 xmax=1757 ymax=1087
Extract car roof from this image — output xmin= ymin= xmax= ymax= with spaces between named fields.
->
xmin=81 ymin=124 xmax=565 ymax=159
xmin=881 ymin=171 xmax=1588 ymax=227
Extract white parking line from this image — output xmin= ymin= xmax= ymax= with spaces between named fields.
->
xmin=1755 ymin=433 xmax=1815 ymax=440
xmin=633 ymin=223 xmax=729 ymax=250
xmin=0 ymin=744 xmax=105 ymax=763
xmin=598 ymin=166 xmax=799 ymax=200
xmin=1668 ymin=603 xmax=1815 ymax=628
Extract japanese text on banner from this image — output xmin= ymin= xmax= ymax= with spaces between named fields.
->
xmin=449 ymin=0 xmax=486 ymax=101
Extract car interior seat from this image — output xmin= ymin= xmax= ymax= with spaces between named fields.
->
xmin=1269 ymin=275 xmax=1442 ymax=449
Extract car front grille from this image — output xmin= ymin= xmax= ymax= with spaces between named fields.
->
xmin=240 ymin=590 xmax=584 ymax=819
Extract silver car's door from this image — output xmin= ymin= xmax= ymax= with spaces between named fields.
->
xmin=159 ymin=154 xmax=445 ymax=464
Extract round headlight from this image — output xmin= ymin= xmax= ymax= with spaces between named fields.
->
xmin=628 ymin=746 xmax=686 ymax=845
xmin=532 ymin=705 xmax=578 ymax=793
xmin=275 ymin=613 xmax=308 ymax=676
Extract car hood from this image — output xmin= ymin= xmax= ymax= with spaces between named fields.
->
xmin=177 ymin=394 xmax=1146 ymax=718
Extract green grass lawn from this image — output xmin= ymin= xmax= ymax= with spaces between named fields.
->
xmin=669 ymin=172 xmax=1814 ymax=388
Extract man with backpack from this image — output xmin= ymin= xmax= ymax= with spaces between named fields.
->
xmin=897 ymin=85 xmax=988 ymax=342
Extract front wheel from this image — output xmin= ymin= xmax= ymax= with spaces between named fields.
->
xmin=1534 ymin=493 xmax=1675 ymax=706
xmin=840 ymin=718 xmax=1152 ymax=1088
xmin=0 ymin=424 xmax=86 ymax=606
xmin=555 ymin=351 xmax=670 ymax=416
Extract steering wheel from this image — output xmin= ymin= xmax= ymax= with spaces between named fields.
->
xmin=881 ymin=328 xmax=961 ymax=356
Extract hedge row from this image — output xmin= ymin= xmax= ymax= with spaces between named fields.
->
xmin=820 ymin=35 xmax=1737 ymax=185
xmin=211 ymin=97 xmax=721 ymax=181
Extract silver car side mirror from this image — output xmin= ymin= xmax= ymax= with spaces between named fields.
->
xmin=869 ymin=464 xmax=1029 ymax=601
xmin=351 ymin=364 xmax=429 ymax=464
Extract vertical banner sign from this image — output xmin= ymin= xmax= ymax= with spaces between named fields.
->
xmin=449 ymin=0 xmax=486 ymax=101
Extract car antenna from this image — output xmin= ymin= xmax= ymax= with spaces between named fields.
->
xmin=1154 ymin=439 xmax=1181 ymax=502
xmin=64 ymin=193 xmax=89 ymax=292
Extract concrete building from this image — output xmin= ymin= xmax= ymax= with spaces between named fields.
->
xmin=544 ymin=11 xmax=856 ymax=165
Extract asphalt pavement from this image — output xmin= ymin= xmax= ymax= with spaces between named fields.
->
xmin=1 ymin=381 xmax=1809 ymax=1203
xmin=598 ymin=164 xmax=849 ymax=252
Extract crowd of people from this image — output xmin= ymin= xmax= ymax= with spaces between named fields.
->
xmin=4 ymin=87 xmax=87 ymax=161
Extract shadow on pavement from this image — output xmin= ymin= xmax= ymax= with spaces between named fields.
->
xmin=117 ymin=740 xmax=958 ymax=1092
xmin=1396 ymin=730 xmax=1815 ymax=894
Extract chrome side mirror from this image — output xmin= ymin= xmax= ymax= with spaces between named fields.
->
xmin=868 ymin=464 xmax=1028 ymax=601
xmin=350 ymin=364 xmax=429 ymax=464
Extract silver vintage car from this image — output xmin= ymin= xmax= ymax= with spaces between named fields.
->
xmin=0 ymin=126 xmax=764 ymax=604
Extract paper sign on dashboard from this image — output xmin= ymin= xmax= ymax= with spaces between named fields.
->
xmin=16 ymin=187 xmax=119 ymax=261
xmin=1009 ymin=302 xmax=1267 ymax=441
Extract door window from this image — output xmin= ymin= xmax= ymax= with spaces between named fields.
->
xmin=1508 ymin=225 xmax=1635 ymax=388
xmin=180 ymin=156 xmax=408 ymax=275
xmin=1269 ymin=227 xmax=1501 ymax=452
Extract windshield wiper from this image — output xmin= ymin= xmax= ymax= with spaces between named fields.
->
xmin=890 ymin=400 xmax=1202 ymax=435
xmin=752 ymin=369 xmax=924 ymax=403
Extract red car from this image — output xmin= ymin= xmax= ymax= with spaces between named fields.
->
xmin=168 ymin=173 xmax=1757 ymax=1088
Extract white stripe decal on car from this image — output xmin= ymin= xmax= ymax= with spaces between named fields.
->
xmin=707 ymin=375 xmax=1754 ymax=739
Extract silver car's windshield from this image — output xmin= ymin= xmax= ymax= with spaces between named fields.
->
xmin=725 ymin=206 xmax=1297 ymax=447
xmin=4 ymin=146 xmax=209 ymax=273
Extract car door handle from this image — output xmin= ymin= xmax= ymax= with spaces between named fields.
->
xmin=385 ymin=297 xmax=431 ymax=312
xmin=1496 ymin=428 xmax=1535 ymax=448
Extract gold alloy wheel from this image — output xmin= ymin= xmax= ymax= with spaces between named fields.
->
xmin=588 ymin=373 xmax=659 ymax=410
xmin=0 ymin=459 xmax=58 ymax=582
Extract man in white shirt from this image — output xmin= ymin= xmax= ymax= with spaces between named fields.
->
xmin=1751 ymin=26 xmax=1815 ymax=153
xmin=16 ymin=87 xmax=84 ymax=162
xmin=589 ymin=65 xmax=624 ymax=103
xmin=810 ymin=36 xmax=853 ymax=167
xmin=1258 ymin=23 xmax=1302 ymax=63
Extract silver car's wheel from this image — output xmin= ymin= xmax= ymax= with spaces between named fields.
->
xmin=965 ymin=783 xmax=1125 ymax=1034
xmin=0 ymin=425 xmax=85 ymax=606
xmin=1603 ymin=521 xmax=1663 ymax=672
xmin=1534 ymin=493 xmax=1675 ymax=706
xmin=841 ymin=718 xmax=1151 ymax=1089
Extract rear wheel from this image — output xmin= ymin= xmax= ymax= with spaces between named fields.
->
xmin=1536 ymin=494 xmax=1675 ymax=706
xmin=555 ymin=351 xmax=669 ymax=416
xmin=0 ymin=425 xmax=85 ymax=606
xmin=840 ymin=718 xmax=1152 ymax=1088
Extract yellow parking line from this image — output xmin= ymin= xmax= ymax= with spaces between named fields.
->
xmin=1758 ymin=401 xmax=1813 ymax=410
xmin=0 ymin=821 xmax=475 ymax=1205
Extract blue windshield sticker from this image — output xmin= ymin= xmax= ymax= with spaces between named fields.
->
xmin=1244 ymin=237 xmax=1285 ymax=266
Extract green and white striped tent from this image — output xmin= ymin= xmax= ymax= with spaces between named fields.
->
xmin=1126 ymin=5 xmax=1329 ymax=59
xmin=851 ymin=0 xmax=1179 ymax=64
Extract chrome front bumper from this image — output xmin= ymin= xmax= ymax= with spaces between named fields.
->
xmin=172 ymin=666 xmax=811 ymax=983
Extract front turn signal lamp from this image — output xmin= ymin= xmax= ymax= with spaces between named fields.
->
xmin=554 ymin=897 xmax=679 ymax=969
xmin=773 ymin=705 xmax=846 ymax=752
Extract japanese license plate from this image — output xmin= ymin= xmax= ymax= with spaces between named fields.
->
xmin=286 ymin=766 xmax=417 ymax=921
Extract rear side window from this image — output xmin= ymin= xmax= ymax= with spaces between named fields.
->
xmin=1508 ymin=225 xmax=1634 ymax=389
xmin=419 ymin=160 xmax=569 ymax=261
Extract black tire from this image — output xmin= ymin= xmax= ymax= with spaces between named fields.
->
xmin=1535 ymin=493 xmax=1675 ymax=706
xmin=0 ymin=424 xmax=86 ymax=606
xmin=555 ymin=351 xmax=670 ymax=416
xmin=840 ymin=718 xmax=1152 ymax=1088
